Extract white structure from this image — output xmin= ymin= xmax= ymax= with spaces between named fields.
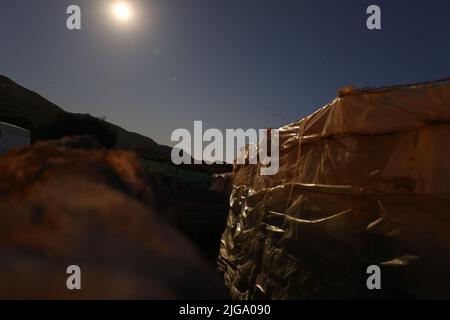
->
xmin=0 ymin=122 xmax=30 ymax=155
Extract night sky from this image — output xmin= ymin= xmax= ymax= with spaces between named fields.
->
xmin=0 ymin=0 xmax=449 ymax=147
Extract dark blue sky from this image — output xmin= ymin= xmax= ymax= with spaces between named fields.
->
xmin=0 ymin=0 xmax=449 ymax=146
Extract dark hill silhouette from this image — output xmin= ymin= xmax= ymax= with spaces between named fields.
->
xmin=0 ymin=75 xmax=171 ymax=160
xmin=0 ymin=75 xmax=64 ymax=127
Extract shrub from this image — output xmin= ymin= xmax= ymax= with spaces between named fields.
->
xmin=38 ymin=113 xmax=117 ymax=148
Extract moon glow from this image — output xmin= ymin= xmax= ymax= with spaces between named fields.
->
xmin=113 ymin=2 xmax=132 ymax=22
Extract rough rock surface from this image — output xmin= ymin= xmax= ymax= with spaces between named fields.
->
xmin=0 ymin=136 xmax=226 ymax=299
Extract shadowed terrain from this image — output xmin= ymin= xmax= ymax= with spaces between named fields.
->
xmin=0 ymin=136 xmax=226 ymax=299
xmin=0 ymin=75 xmax=172 ymax=159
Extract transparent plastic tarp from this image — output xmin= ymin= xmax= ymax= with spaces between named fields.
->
xmin=218 ymin=79 xmax=450 ymax=299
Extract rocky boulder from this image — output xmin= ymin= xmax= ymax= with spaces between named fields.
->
xmin=0 ymin=136 xmax=225 ymax=299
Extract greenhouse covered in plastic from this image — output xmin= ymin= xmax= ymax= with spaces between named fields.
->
xmin=218 ymin=78 xmax=450 ymax=299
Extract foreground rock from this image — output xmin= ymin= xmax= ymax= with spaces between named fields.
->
xmin=0 ymin=137 xmax=226 ymax=299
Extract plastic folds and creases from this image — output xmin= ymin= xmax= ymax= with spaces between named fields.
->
xmin=218 ymin=80 xmax=450 ymax=299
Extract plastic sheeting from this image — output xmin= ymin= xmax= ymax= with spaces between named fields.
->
xmin=0 ymin=122 xmax=30 ymax=155
xmin=218 ymin=79 xmax=450 ymax=299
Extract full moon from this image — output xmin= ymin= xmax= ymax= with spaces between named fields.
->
xmin=113 ymin=2 xmax=132 ymax=22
